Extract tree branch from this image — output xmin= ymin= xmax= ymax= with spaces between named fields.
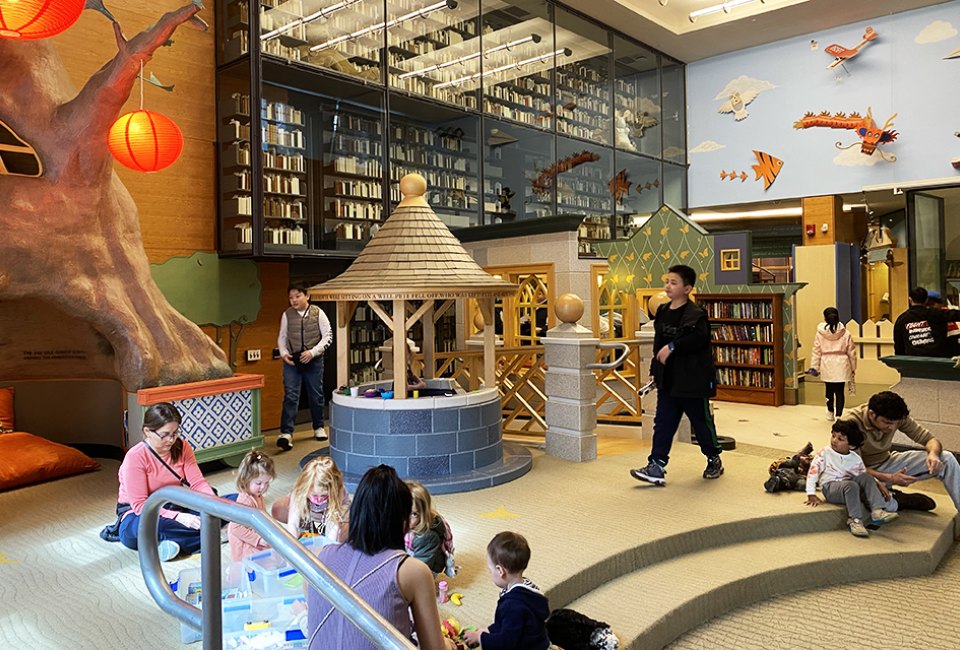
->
xmin=56 ymin=3 xmax=204 ymax=161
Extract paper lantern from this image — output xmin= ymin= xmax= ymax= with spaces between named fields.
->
xmin=0 ymin=0 xmax=86 ymax=40
xmin=108 ymin=110 xmax=184 ymax=173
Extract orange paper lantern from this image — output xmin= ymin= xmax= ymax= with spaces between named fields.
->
xmin=0 ymin=0 xmax=86 ymax=40
xmin=108 ymin=110 xmax=184 ymax=173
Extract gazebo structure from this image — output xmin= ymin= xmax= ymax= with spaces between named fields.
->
xmin=307 ymin=174 xmax=532 ymax=492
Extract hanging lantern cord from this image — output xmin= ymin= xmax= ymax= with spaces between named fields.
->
xmin=139 ymin=60 xmax=144 ymax=110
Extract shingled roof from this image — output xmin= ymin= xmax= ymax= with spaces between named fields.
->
xmin=308 ymin=175 xmax=517 ymax=301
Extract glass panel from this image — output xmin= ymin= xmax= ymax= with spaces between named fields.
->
xmin=318 ymin=85 xmax=386 ymax=252
xmin=219 ymin=0 xmax=251 ymax=65
xmin=555 ymin=136 xmax=613 ymax=254
xmin=219 ymin=64 xmax=254 ymax=253
xmin=554 ymin=7 xmax=612 ymax=145
xmin=613 ymin=35 xmax=659 ymax=158
xmin=613 ymin=150 xmax=660 ymax=239
xmin=389 ymin=95 xmax=481 ymax=228
xmin=911 ymin=192 xmax=944 ymax=292
xmin=661 ymin=58 xmax=685 ymax=164
xmin=260 ymin=0 xmax=385 ymax=82
xmin=663 ymin=161 xmax=686 ymax=210
xmin=483 ymin=118 xmax=554 ymax=222
xmin=261 ymin=84 xmax=315 ymax=252
xmin=388 ymin=0 xmax=481 ymax=110
xmin=480 ymin=0 xmax=555 ymax=131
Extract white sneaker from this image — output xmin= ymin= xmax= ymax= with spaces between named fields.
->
xmin=314 ymin=428 xmax=328 ymax=441
xmin=158 ymin=540 xmax=181 ymax=561
xmin=277 ymin=433 xmax=293 ymax=451
xmin=826 ymin=410 xmax=836 ymax=422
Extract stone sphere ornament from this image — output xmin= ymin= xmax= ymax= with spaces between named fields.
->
xmin=555 ymin=293 xmax=584 ymax=324
xmin=646 ymin=290 xmax=670 ymax=317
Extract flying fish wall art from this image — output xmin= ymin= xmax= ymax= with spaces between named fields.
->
xmin=715 ymin=75 xmax=777 ymax=122
xmin=719 ymin=151 xmax=784 ymax=190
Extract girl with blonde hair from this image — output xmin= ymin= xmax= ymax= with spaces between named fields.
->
xmin=405 ymin=481 xmax=454 ymax=576
xmin=271 ymin=456 xmax=350 ymax=541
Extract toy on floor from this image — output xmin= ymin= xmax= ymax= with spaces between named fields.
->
xmin=764 ymin=441 xmax=814 ymax=493
xmin=545 ymin=608 xmax=620 ymax=650
xmin=441 ymin=617 xmax=477 ymax=649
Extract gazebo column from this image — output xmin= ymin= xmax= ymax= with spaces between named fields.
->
xmin=393 ymin=299 xmax=408 ymax=399
xmin=336 ymin=301 xmax=356 ymax=388
xmin=478 ymin=297 xmax=497 ymax=389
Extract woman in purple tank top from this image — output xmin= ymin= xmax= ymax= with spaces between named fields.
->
xmin=307 ymin=465 xmax=456 ymax=650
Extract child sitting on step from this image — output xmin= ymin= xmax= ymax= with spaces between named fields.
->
xmin=805 ymin=419 xmax=900 ymax=537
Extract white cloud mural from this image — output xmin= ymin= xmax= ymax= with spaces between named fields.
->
xmin=833 ymin=147 xmax=883 ymax=167
xmin=915 ymin=20 xmax=957 ymax=44
xmin=690 ymin=140 xmax=726 ymax=154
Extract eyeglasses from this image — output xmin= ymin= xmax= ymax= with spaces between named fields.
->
xmin=148 ymin=429 xmax=180 ymax=441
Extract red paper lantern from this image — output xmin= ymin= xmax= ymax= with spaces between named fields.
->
xmin=0 ymin=0 xmax=86 ymax=40
xmin=108 ymin=110 xmax=184 ymax=173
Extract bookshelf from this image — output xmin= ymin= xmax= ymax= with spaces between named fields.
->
xmin=350 ymin=304 xmax=386 ymax=384
xmin=697 ymin=293 xmax=785 ymax=407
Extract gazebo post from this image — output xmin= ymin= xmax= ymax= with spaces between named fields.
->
xmin=393 ymin=298 xmax=408 ymax=399
xmin=423 ymin=302 xmax=435 ymax=380
xmin=336 ymin=301 xmax=355 ymax=388
xmin=478 ymin=297 xmax=497 ymax=389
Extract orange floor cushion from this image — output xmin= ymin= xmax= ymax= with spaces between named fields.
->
xmin=0 ymin=386 xmax=14 ymax=432
xmin=0 ymin=432 xmax=100 ymax=491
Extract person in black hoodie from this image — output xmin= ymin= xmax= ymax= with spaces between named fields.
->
xmin=631 ymin=264 xmax=724 ymax=486
xmin=893 ymin=287 xmax=960 ymax=357
xmin=463 ymin=531 xmax=550 ymax=650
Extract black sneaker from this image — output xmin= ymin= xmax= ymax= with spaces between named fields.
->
xmin=276 ymin=434 xmax=293 ymax=451
xmin=703 ymin=455 xmax=724 ymax=479
xmin=891 ymin=489 xmax=936 ymax=511
xmin=630 ymin=461 xmax=666 ymax=486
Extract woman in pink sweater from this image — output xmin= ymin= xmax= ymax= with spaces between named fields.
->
xmin=808 ymin=307 xmax=857 ymax=421
xmin=117 ymin=402 xmax=221 ymax=561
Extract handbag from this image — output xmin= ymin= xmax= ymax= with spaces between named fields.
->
xmin=99 ymin=502 xmax=132 ymax=543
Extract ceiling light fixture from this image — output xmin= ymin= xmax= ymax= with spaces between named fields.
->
xmin=688 ymin=207 xmax=802 ymax=221
xmin=689 ymin=0 xmax=765 ymax=23
xmin=309 ymin=0 xmax=457 ymax=53
xmin=261 ymin=0 xmax=362 ymax=41
xmin=397 ymin=34 xmax=542 ymax=80
xmin=434 ymin=47 xmax=571 ymax=90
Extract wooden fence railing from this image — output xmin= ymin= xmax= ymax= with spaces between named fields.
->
xmin=844 ymin=318 xmax=899 ymax=385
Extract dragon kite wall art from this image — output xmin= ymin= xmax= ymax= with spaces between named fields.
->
xmin=793 ymin=107 xmax=899 ymax=162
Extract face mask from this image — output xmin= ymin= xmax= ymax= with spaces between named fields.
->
xmin=308 ymin=494 xmax=328 ymax=507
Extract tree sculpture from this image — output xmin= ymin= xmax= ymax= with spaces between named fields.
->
xmin=0 ymin=2 xmax=231 ymax=390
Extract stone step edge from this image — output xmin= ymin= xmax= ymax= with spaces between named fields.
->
xmin=565 ymin=518 xmax=956 ymax=650
xmin=545 ymin=506 xmax=851 ymax=610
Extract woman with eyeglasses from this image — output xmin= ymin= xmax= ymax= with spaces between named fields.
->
xmin=116 ymin=402 xmax=221 ymax=561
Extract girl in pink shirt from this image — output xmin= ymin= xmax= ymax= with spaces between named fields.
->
xmin=228 ymin=450 xmax=276 ymax=562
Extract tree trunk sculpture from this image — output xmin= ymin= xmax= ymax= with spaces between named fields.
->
xmin=0 ymin=3 xmax=231 ymax=390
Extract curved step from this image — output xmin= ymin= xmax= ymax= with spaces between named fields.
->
xmin=564 ymin=513 xmax=956 ymax=650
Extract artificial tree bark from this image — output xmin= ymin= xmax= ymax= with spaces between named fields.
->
xmin=0 ymin=3 xmax=231 ymax=390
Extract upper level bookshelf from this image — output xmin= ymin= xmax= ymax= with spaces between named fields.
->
xmin=697 ymin=293 xmax=785 ymax=407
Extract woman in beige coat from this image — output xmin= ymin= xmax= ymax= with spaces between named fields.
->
xmin=808 ymin=307 xmax=857 ymax=421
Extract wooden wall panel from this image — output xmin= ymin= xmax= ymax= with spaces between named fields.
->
xmin=50 ymin=1 xmax=217 ymax=262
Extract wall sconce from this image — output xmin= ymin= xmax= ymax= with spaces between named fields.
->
xmin=805 ymin=224 xmax=816 ymax=237
xmin=821 ymin=223 xmax=829 ymax=234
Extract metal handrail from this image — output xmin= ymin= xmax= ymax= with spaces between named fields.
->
xmin=139 ymin=486 xmax=417 ymax=650
xmin=585 ymin=341 xmax=631 ymax=370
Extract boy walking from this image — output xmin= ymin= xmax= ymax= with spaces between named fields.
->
xmin=631 ymin=264 xmax=724 ymax=486
xmin=463 ymin=531 xmax=550 ymax=650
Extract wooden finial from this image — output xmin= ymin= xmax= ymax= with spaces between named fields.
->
xmin=555 ymin=293 xmax=584 ymax=324
xmin=398 ymin=173 xmax=429 ymax=207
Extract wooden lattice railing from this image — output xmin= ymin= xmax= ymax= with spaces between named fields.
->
xmin=430 ymin=340 xmax=644 ymax=438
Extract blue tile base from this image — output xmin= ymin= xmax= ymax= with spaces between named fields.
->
xmin=302 ymin=442 xmax=533 ymax=495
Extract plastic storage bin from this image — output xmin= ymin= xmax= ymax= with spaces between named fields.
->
xmin=242 ymin=535 xmax=331 ymax=598
xmin=172 ymin=561 xmax=252 ymax=644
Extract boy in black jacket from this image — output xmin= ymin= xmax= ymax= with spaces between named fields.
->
xmin=631 ymin=264 xmax=724 ymax=486
xmin=463 ymin=532 xmax=550 ymax=650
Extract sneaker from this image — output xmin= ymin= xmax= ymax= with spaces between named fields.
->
xmin=276 ymin=433 xmax=293 ymax=451
xmin=847 ymin=518 xmax=870 ymax=538
xmin=314 ymin=428 xmax=328 ymax=441
xmin=870 ymin=509 xmax=900 ymax=526
xmin=158 ymin=540 xmax=181 ymax=561
xmin=892 ymin=489 xmax=937 ymax=511
xmin=826 ymin=410 xmax=836 ymax=422
xmin=703 ymin=455 xmax=724 ymax=480
xmin=630 ymin=461 xmax=666 ymax=486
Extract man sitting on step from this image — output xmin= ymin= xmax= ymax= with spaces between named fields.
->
xmin=841 ymin=391 xmax=960 ymax=512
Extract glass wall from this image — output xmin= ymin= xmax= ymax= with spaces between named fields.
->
xmin=217 ymin=0 xmax=686 ymax=256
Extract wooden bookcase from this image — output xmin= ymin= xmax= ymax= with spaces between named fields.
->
xmin=697 ymin=293 xmax=784 ymax=407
